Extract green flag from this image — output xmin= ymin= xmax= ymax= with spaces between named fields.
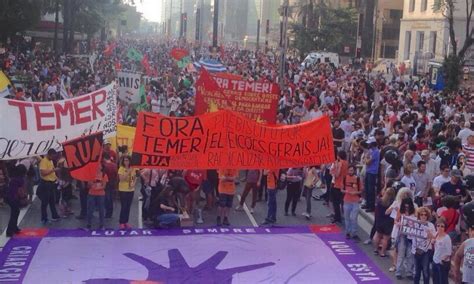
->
xmin=127 ymin=48 xmax=143 ymax=62
xmin=136 ymin=84 xmax=148 ymax=111
xmin=177 ymin=56 xmax=191 ymax=69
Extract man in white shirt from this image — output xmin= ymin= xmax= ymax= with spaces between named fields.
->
xmin=167 ymin=93 xmax=182 ymax=114
xmin=421 ymin=149 xmax=439 ymax=181
xmin=458 ymin=122 xmax=474 ymax=145
xmin=432 ymin=165 xmax=451 ymax=193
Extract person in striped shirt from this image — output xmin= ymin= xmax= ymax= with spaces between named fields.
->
xmin=463 ymin=134 xmax=474 ymax=176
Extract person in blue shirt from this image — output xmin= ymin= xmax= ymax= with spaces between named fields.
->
xmin=364 ymin=137 xmax=380 ymax=212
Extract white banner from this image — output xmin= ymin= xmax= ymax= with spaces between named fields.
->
xmin=117 ymin=71 xmax=141 ymax=104
xmin=0 ymin=83 xmax=117 ymax=160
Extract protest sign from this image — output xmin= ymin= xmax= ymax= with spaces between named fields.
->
xmin=63 ymin=132 xmax=103 ymax=181
xmin=111 ymin=124 xmax=136 ymax=152
xmin=0 ymin=83 xmax=116 ymax=160
xmin=131 ymin=110 xmax=335 ymax=169
xmin=400 ymin=216 xmax=429 ymax=239
xmin=0 ymin=71 xmax=12 ymax=98
xmin=117 ymin=71 xmax=142 ymax=104
xmin=195 ymin=69 xmax=279 ymax=124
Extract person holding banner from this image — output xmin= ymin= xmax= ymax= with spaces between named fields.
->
xmin=411 ymin=207 xmax=435 ymax=284
xmin=217 ymin=169 xmax=238 ymax=226
xmin=395 ymin=197 xmax=416 ymax=280
xmin=118 ymin=156 xmax=136 ymax=229
xmin=37 ymin=149 xmax=61 ymax=225
xmin=86 ymin=165 xmax=108 ymax=230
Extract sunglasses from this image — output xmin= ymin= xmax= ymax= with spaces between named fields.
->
xmin=436 ymin=225 xmax=445 ymax=228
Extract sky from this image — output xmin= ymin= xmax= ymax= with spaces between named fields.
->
xmin=135 ymin=0 xmax=162 ymax=23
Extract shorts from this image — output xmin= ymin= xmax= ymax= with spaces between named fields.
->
xmin=218 ymin=194 xmax=234 ymax=208
xmin=201 ymin=180 xmax=214 ymax=195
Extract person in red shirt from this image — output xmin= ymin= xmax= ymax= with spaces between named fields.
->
xmin=439 ymin=195 xmax=460 ymax=240
xmin=86 ymin=164 xmax=108 ymax=230
xmin=102 ymin=140 xmax=118 ymax=163
xmin=183 ymin=169 xmax=206 ymax=224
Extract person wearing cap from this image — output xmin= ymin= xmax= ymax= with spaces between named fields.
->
xmin=452 ymin=201 xmax=474 ymax=284
xmin=103 ymin=139 xmax=117 ymax=164
xmin=37 ymin=149 xmax=61 ymax=224
xmin=440 ymin=169 xmax=469 ymax=206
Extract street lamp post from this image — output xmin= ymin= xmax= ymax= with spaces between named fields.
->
xmin=278 ymin=0 xmax=289 ymax=91
xmin=212 ymin=0 xmax=219 ymax=50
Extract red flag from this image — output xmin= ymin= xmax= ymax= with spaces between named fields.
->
xmin=141 ymin=54 xmax=153 ymax=76
xmin=114 ymin=60 xmax=121 ymax=71
xmin=62 ymin=132 xmax=103 ymax=181
xmin=103 ymin=42 xmax=116 ymax=57
xmin=170 ymin=48 xmax=189 ymax=61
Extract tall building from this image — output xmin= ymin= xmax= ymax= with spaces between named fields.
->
xmin=374 ymin=0 xmax=403 ymax=59
xmin=398 ymin=0 xmax=474 ymax=74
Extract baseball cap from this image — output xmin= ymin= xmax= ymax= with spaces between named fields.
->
xmin=367 ymin=137 xmax=376 ymax=144
xmin=451 ymin=169 xmax=462 ymax=178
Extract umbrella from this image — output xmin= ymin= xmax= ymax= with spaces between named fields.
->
xmin=193 ymin=59 xmax=227 ymax=72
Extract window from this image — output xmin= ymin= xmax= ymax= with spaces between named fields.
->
xmin=389 ymin=9 xmax=402 ymax=19
xmin=417 ymin=31 xmax=425 ymax=51
xmin=409 ymin=0 xmax=416 ymax=12
xmin=429 ymin=31 xmax=437 ymax=54
xmin=421 ymin=0 xmax=428 ymax=11
xmin=404 ymin=31 xmax=412 ymax=60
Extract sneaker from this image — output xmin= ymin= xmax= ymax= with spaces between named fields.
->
xmin=216 ymin=217 xmax=222 ymax=227
xmin=388 ymin=266 xmax=396 ymax=272
xmin=196 ymin=217 xmax=204 ymax=224
xmin=326 ymin=213 xmax=334 ymax=218
xmin=51 ymin=218 xmax=60 ymax=222
xmin=363 ymin=239 xmax=372 ymax=245
xmin=223 ymin=217 xmax=230 ymax=226
xmin=119 ymin=224 xmax=126 ymax=229
xmin=235 ymin=205 xmax=244 ymax=211
xmin=250 ymin=208 xmax=254 ymax=214
xmin=302 ymin=212 xmax=310 ymax=218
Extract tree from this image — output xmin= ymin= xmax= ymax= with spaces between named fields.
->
xmin=0 ymin=0 xmax=45 ymax=42
xmin=434 ymin=0 xmax=473 ymax=90
xmin=291 ymin=2 xmax=357 ymax=58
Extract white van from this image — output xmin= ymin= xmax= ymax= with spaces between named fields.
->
xmin=301 ymin=52 xmax=340 ymax=69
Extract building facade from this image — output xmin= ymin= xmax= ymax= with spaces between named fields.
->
xmin=398 ymin=0 xmax=473 ymax=74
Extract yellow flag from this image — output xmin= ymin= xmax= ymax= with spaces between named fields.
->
xmin=0 ymin=71 xmax=12 ymax=97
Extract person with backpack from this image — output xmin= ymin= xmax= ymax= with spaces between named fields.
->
xmin=342 ymin=165 xmax=363 ymax=240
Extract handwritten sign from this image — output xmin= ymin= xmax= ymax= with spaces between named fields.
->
xmin=400 ymin=216 xmax=429 ymax=239
xmin=0 ymin=83 xmax=116 ymax=160
xmin=131 ymin=110 xmax=335 ymax=169
xmin=117 ymin=71 xmax=141 ymax=104
xmin=63 ymin=132 xmax=103 ymax=181
xmin=195 ymin=69 xmax=279 ymax=124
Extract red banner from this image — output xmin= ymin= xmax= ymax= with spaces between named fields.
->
xmin=131 ymin=110 xmax=335 ymax=169
xmin=62 ymin=132 xmax=103 ymax=181
xmin=170 ymin=48 xmax=189 ymax=61
xmin=195 ymin=69 xmax=279 ymax=124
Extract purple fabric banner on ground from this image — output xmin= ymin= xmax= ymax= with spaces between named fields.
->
xmin=0 ymin=226 xmax=392 ymax=284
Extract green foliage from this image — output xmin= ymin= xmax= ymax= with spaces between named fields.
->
xmin=291 ymin=3 xmax=357 ymax=58
xmin=443 ymin=54 xmax=461 ymax=91
xmin=0 ymin=0 xmax=44 ymax=41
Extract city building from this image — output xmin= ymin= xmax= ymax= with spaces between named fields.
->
xmin=398 ymin=0 xmax=474 ymax=74
xmin=374 ymin=0 xmax=403 ymax=59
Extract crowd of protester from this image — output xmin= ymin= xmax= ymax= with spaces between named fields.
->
xmin=1 ymin=37 xmax=474 ymax=283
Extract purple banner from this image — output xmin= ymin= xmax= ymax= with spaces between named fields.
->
xmin=318 ymin=232 xmax=392 ymax=283
xmin=0 ymin=237 xmax=41 ymax=283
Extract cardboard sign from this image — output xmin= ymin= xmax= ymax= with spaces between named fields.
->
xmin=0 ymin=83 xmax=116 ymax=160
xmin=131 ymin=110 xmax=335 ymax=169
xmin=195 ymin=69 xmax=279 ymax=124
xmin=111 ymin=124 xmax=136 ymax=152
xmin=117 ymin=71 xmax=142 ymax=104
xmin=400 ymin=216 xmax=429 ymax=239
xmin=63 ymin=132 xmax=103 ymax=181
